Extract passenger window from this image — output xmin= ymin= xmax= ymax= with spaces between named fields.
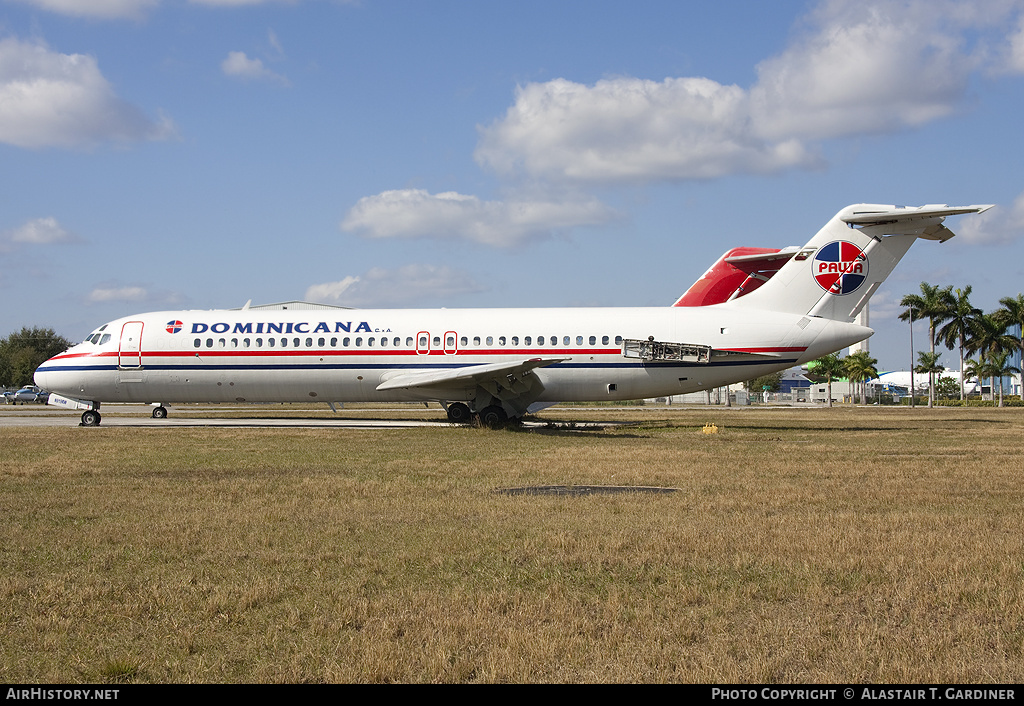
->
xmin=256 ymin=338 xmax=263 ymax=348
xmin=419 ymin=336 xmax=428 ymax=347
xmin=498 ymin=336 xmax=506 ymax=346
xmin=218 ymin=338 xmax=226 ymax=348
xmin=615 ymin=336 xmax=623 ymax=345
xmin=524 ymin=336 xmax=532 ymax=346
xmin=486 ymin=336 xmax=493 ymax=346
xmin=473 ymin=336 xmax=481 ymax=346
xmin=330 ymin=337 xmax=337 ymax=347
xmin=381 ymin=337 xmax=388 ymax=347
xmin=194 ymin=338 xmax=201 ymax=348
xmin=206 ymin=338 xmax=213 ymax=348
xmin=368 ymin=337 xmax=375 ymax=347
xmin=318 ymin=337 xmax=325 ymax=347
xmin=394 ymin=337 xmax=400 ymax=347
xmin=306 ymin=338 xmax=313 ymax=347
xmin=576 ymin=336 xmax=583 ymax=346
xmin=244 ymin=338 xmax=251 ymax=348
xmin=602 ymin=336 xmax=609 ymax=345
xmin=433 ymin=336 xmax=441 ymax=347
xmin=460 ymin=336 xmax=468 ymax=346
xmin=447 ymin=335 xmax=455 ymax=347
xmin=537 ymin=336 xmax=545 ymax=346
xmin=356 ymin=337 xmax=363 ymax=347
xmin=343 ymin=337 xmax=351 ymax=347
xmin=511 ymin=336 xmax=519 ymax=346
xmin=231 ymin=338 xmax=238 ymax=348
xmin=563 ymin=336 xmax=570 ymax=346
xmin=269 ymin=338 xmax=276 ymax=348
xmin=589 ymin=336 xmax=596 ymax=346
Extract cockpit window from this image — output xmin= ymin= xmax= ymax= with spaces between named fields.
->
xmin=99 ymin=334 xmax=111 ymax=345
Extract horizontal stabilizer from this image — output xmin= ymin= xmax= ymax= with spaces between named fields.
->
xmin=376 ymin=357 xmax=569 ymax=392
xmin=841 ymin=204 xmax=993 ymax=228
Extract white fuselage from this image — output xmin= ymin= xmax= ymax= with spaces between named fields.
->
xmin=35 ymin=304 xmax=870 ymax=407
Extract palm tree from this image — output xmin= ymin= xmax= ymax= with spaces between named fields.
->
xmin=964 ymin=358 xmax=985 ymax=397
xmin=900 ymin=283 xmax=953 ymax=408
xmin=844 ymin=350 xmax=879 ymax=405
xmin=995 ymin=293 xmax=1024 ymax=401
xmin=980 ymin=351 xmax=1020 ymax=407
xmin=938 ymin=286 xmax=982 ymax=401
xmin=966 ymin=313 xmax=1019 ymax=401
xmin=811 ymin=353 xmax=847 ymax=408
xmin=914 ymin=352 xmax=945 ymax=409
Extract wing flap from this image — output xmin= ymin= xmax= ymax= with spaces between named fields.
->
xmin=376 ymin=357 xmax=570 ymax=392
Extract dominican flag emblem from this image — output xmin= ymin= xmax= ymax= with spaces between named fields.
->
xmin=812 ymin=241 xmax=868 ymax=296
xmin=166 ymin=320 xmax=183 ymax=334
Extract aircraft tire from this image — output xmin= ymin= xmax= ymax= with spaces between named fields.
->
xmin=81 ymin=410 xmax=101 ymax=427
xmin=446 ymin=402 xmax=472 ymax=424
xmin=479 ymin=405 xmax=508 ymax=429
xmin=152 ymin=406 xmax=168 ymax=419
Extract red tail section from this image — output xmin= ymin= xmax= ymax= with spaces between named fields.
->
xmin=673 ymin=247 xmax=793 ymax=307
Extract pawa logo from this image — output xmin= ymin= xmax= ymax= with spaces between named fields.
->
xmin=166 ymin=320 xmax=184 ymax=334
xmin=812 ymin=241 xmax=868 ymax=295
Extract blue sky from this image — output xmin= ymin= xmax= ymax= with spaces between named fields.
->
xmin=2 ymin=0 xmax=1024 ymax=373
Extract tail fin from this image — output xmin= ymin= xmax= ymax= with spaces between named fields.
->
xmin=721 ymin=204 xmax=993 ymax=322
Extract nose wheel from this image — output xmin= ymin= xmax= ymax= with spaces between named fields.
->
xmin=81 ymin=410 xmax=101 ymax=427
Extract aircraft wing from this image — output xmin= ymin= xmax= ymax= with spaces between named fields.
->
xmin=375 ymin=357 xmax=570 ymax=392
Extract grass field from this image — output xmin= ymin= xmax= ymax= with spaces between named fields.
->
xmin=2 ymin=405 xmax=1023 ymax=683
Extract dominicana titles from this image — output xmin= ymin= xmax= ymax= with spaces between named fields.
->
xmin=187 ymin=320 xmax=388 ymax=335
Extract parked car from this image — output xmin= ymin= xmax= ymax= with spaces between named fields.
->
xmin=3 ymin=386 xmax=49 ymax=404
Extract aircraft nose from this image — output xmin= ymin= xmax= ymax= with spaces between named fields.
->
xmin=33 ymin=358 xmax=59 ymax=391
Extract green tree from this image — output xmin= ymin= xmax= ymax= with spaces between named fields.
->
xmin=900 ymin=282 xmax=953 ymax=409
xmin=914 ymin=351 xmax=945 ymax=409
xmin=938 ymin=286 xmax=982 ymax=401
xmin=966 ymin=313 xmax=1019 ymax=401
xmin=0 ymin=327 xmax=73 ymax=388
xmin=935 ymin=375 xmax=960 ymax=400
xmin=810 ymin=353 xmax=846 ymax=408
xmin=746 ymin=372 xmax=783 ymax=395
xmin=843 ymin=350 xmax=878 ymax=405
xmin=981 ymin=351 xmax=1020 ymax=408
xmin=995 ymin=293 xmax=1024 ymax=401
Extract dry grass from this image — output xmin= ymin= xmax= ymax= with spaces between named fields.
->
xmin=1 ymin=406 xmax=1023 ymax=682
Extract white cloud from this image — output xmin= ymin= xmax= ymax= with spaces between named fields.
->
xmin=87 ymin=286 xmax=151 ymax=303
xmin=86 ymin=283 xmax=184 ymax=305
xmin=1004 ymin=15 xmax=1024 ymax=73
xmin=475 ymin=0 xmax=1017 ymax=186
xmin=750 ymin=1 xmax=978 ymax=141
xmin=476 ymin=77 xmax=821 ymax=183
xmin=341 ymin=188 xmax=619 ymax=246
xmin=9 ymin=217 xmax=78 ymax=245
xmin=959 ymin=196 xmax=1024 ymax=245
xmin=6 ymin=0 xmax=158 ymax=19
xmin=0 ymin=216 xmax=80 ymax=253
xmin=306 ymin=265 xmax=485 ymax=308
xmin=190 ymin=0 xmax=301 ymax=6
xmin=0 ymin=37 xmax=178 ymax=149
xmin=221 ymin=51 xmax=289 ymax=85
xmin=305 ymin=276 xmax=361 ymax=304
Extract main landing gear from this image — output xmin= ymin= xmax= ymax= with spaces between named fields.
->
xmin=151 ymin=406 xmax=168 ymax=419
xmin=445 ymin=402 xmax=516 ymax=429
xmin=446 ymin=402 xmax=473 ymax=424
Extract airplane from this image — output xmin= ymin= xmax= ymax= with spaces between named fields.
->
xmin=872 ymin=370 xmax=980 ymax=395
xmin=34 ymin=203 xmax=992 ymax=428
